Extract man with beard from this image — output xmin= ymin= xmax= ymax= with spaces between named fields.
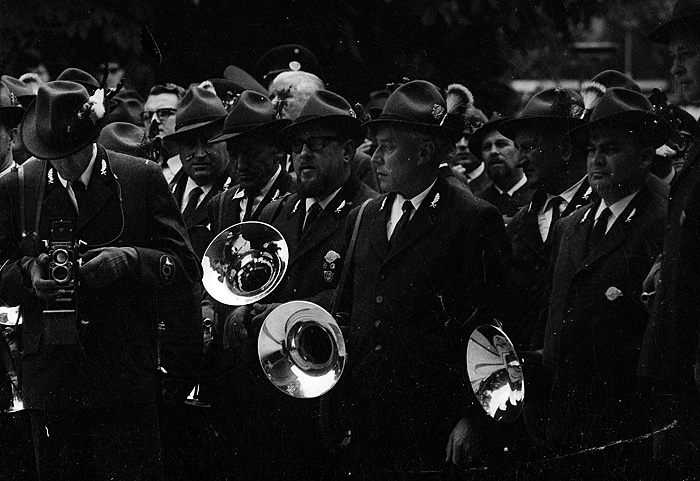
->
xmin=221 ymin=90 xmax=377 ymax=480
xmin=164 ymin=87 xmax=231 ymax=259
xmin=473 ymin=113 xmax=533 ymax=223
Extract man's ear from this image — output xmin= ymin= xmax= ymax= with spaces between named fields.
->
xmin=417 ymin=139 xmax=436 ymax=167
xmin=639 ymin=146 xmax=655 ymax=171
xmin=558 ymin=139 xmax=573 ymax=163
xmin=8 ymin=127 xmax=19 ymax=150
xmin=342 ymin=140 xmax=356 ymax=164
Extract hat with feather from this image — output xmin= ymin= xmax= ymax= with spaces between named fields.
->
xmin=467 ymin=113 xmax=511 ymax=159
xmin=580 ymin=70 xmax=641 ymax=121
xmin=363 ymin=80 xmax=464 ymax=143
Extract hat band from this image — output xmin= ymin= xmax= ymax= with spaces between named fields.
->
xmin=176 ymin=113 xmax=224 ymax=131
xmin=377 ymin=112 xmax=440 ymax=126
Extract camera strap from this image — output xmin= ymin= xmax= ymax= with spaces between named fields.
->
xmin=18 ymin=162 xmax=47 ymax=237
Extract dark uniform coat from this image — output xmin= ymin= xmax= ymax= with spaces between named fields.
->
xmin=544 ymin=175 xmax=667 ymax=459
xmin=478 ymin=180 xmax=535 ymax=219
xmin=338 ymin=174 xmax=510 ymax=476
xmin=0 ymin=145 xmax=202 ymax=410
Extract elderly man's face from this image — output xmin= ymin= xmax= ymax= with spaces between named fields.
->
xmin=514 ymin=128 xmax=562 ymax=192
xmin=372 ymin=126 xmax=425 ymax=196
xmin=178 ymin=125 xmax=229 ymax=186
xmin=143 ymin=93 xmax=179 ymax=137
xmin=669 ymin=38 xmax=700 ymax=103
xmin=291 ymin=125 xmax=349 ymax=198
xmin=228 ymin=136 xmax=281 ymax=191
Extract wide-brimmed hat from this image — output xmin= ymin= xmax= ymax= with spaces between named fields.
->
xmin=363 ymin=80 xmax=463 ymax=143
xmin=105 ymin=89 xmax=144 ymax=125
xmin=648 ymin=0 xmax=700 ymax=44
xmin=498 ymin=88 xmax=587 ymax=140
xmin=467 ymin=113 xmax=511 ymax=158
xmin=589 ymin=70 xmax=641 ymax=92
xmin=280 ymin=89 xmax=365 ymax=146
xmin=162 ymin=87 xmax=227 ymax=141
xmin=254 ymin=44 xmax=322 ymax=87
xmin=1 ymin=75 xmax=36 ymax=109
xmin=21 ymin=80 xmax=110 ymax=160
xmin=0 ymin=81 xmax=25 ymax=127
xmin=208 ymin=90 xmax=290 ymax=144
xmin=56 ymin=68 xmax=100 ymax=94
xmin=569 ymin=88 xmax=673 ymax=149
xmin=223 ymin=65 xmax=268 ymax=96
xmin=99 ymin=121 xmax=160 ymax=159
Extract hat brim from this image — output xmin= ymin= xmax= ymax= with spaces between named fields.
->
xmin=281 ymin=115 xmax=366 ymax=147
xmin=647 ymin=14 xmax=700 ymax=44
xmin=20 ymin=97 xmax=106 ymax=160
xmin=498 ymin=116 xmax=588 ymax=140
xmin=208 ymin=118 xmax=291 ymax=144
xmin=163 ymin=116 xmax=226 ymax=142
xmin=362 ymin=118 xmax=463 ymax=143
xmin=467 ymin=118 xmax=508 ymax=158
xmin=569 ymin=111 xmax=673 ymax=149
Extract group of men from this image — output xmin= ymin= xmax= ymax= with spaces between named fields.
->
xmin=1 ymin=1 xmax=700 ymax=480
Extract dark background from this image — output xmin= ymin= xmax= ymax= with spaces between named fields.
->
xmin=0 ymin=0 xmax=677 ymax=115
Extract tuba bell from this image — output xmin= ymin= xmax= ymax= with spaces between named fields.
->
xmin=202 ymin=221 xmax=289 ymax=306
xmin=466 ymin=323 xmax=524 ymax=422
xmin=258 ymin=301 xmax=346 ymax=399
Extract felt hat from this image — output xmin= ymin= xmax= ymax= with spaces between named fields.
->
xmin=254 ymin=44 xmax=322 ymax=86
xmin=99 ymin=121 xmax=160 ymax=159
xmin=0 ymin=81 xmax=25 ymax=127
xmin=467 ymin=113 xmax=511 ymax=158
xmin=280 ymin=89 xmax=365 ymax=146
xmin=56 ymin=67 xmax=100 ymax=94
xmin=363 ymin=80 xmax=463 ymax=143
xmin=21 ymin=80 xmax=110 ymax=160
xmin=569 ymin=88 xmax=673 ymax=149
xmin=105 ymin=89 xmax=144 ymax=125
xmin=498 ymin=88 xmax=587 ymax=140
xmin=162 ymin=87 xmax=227 ymax=141
xmin=222 ymin=65 xmax=267 ymax=96
xmin=1 ymin=75 xmax=36 ymax=109
xmin=648 ymin=0 xmax=700 ymax=44
xmin=208 ymin=90 xmax=290 ymax=144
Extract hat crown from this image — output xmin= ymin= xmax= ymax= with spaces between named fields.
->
xmin=588 ymin=87 xmax=655 ymax=123
xmin=56 ymin=68 xmax=100 ymax=91
xmin=175 ymin=87 xmax=227 ymax=132
xmin=377 ymin=80 xmax=447 ymax=127
xmin=590 ymin=70 xmax=641 ymax=92
xmin=519 ymin=88 xmax=584 ymax=120
xmin=222 ymin=90 xmax=276 ymax=133
xmin=295 ymin=89 xmax=357 ymax=123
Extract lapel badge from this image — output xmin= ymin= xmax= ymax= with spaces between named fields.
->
xmin=325 ymin=250 xmax=341 ymax=264
xmin=335 ymin=200 xmax=346 ymax=214
xmin=625 ymin=208 xmax=636 ymax=223
xmin=159 ymin=255 xmax=175 ymax=285
xmin=605 ymin=286 xmax=623 ymax=301
xmin=430 ymin=193 xmax=440 ymax=209
xmin=101 ymin=159 xmax=107 ymax=176
xmin=323 ymin=250 xmax=341 ymax=283
xmin=379 ymin=197 xmax=387 ymax=211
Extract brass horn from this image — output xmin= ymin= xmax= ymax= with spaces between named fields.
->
xmin=202 ymin=221 xmax=289 ymax=306
xmin=466 ymin=324 xmax=524 ymax=422
xmin=258 ymin=301 xmax=346 ymax=399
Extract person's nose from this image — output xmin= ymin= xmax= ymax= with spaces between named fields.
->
xmin=671 ymin=57 xmax=686 ymax=78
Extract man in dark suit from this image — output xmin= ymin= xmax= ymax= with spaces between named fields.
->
xmin=639 ymin=2 xmax=700 ymax=475
xmin=542 ymin=88 xmax=669 ymax=478
xmin=207 ymin=90 xmax=295 ymax=233
xmin=335 ymin=80 xmax=510 ymax=478
xmin=497 ymin=89 xmax=593 ymax=352
xmin=164 ymin=87 xmax=231 ymax=260
xmin=0 ymin=80 xmax=201 ymax=480
xmin=472 ymin=113 xmax=534 ymax=223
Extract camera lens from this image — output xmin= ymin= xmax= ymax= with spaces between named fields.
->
xmin=53 ymin=249 xmax=69 ymax=265
xmin=51 ymin=265 xmax=71 ymax=284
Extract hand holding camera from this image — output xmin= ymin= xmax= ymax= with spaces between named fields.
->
xmin=79 ymin=247 xmax=138 ymax=289
xmin=26 ymin=253 xmax=59 ymax=301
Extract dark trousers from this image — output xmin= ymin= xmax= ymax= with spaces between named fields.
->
xmin=29 ymin=403 xmax=162 ymax=481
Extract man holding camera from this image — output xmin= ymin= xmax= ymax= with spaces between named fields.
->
xmin=0 ymin=80 xmax=201 ymax=480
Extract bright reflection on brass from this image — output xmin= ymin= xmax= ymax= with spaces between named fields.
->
xmin=467 ymin=324 xmax=524 ymax=422
xmin=258 ymin=301 xmax=346 ymax=398
xmin=202 ymin=221 xmax=288 ymax=305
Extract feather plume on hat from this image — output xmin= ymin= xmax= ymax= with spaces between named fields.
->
xmin=441 ymin=83 xmax=475 ymax=133
xmin=579 ymin=81 xmax=606 ymax=121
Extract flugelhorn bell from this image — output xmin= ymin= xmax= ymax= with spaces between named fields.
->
xmin=466 ymin=324 xmax=524 ymax=422
xmin=202 ymin=221 xmax=289 ymax=306
xmin=258 ymin=301 xmax=346 ymax=399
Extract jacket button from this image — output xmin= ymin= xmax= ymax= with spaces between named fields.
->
xmin=534 ymin=265 xmax=540 ymax=272
xmin=375 ymin=296 xmax=384 ymax=304
xmin=374 ymin=344 xmax=383 ymax=352
xmin=374 ymin=320 xmax=381 ymax=328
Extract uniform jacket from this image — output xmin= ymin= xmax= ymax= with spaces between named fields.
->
xmin=208 ymin=167 xmax=296 ymax=235
xmin=543 ymin=175 xmax=667 ymax=449
xmin=640 ymin=137 xmax=700 ymax=381
xmin=171 ymin=171 xmax=233 ymax=260
xmin=338 ymin=174 xmax=511 ymax=473
xmin=504 ymin=179 xmax=594 ymax=350
xmin=0 ymin=145 xmax=202 ymax=410
xmin=466 ymin=164 xmax=492 ymax=195
xmin=478 ymin=180 xmax=535 ymax=218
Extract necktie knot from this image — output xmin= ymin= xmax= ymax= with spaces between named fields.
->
xmin=402 ymin=200 xmax=414 ymax=213
xmin=242 ymin=189 xmax=260 ymax=221
xmin=182 ymin=187 xmax=203 ymax=218
xmin=303 ymin=202 xmax=322 ymax=232
xmin=588 ymin=206 xmax=612 ymax=253
xmin=389 ymin=200 xmax=414 ymax=248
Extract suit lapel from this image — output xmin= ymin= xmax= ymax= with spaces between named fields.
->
xmin=251 ymin=169 xmax=293 ymax=220
xmin=368 ymin=194 xmax=392 ymax=260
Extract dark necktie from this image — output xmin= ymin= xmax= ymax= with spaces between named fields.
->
xmin=588 ymin=207 xmax=612 ymax=253
xmin=70 ymin=180 xmax=87 ymax=213
xmin=182 ymin=187 xmax=203 ymax=220
xmin=242 ymin=190 xmax=259 ymax=221
xmin=303 ymin=202 xmax=322 ymax=233
xmin=389 ymin=200 xmax=414 ymax=248
xmin=546 ymin=196 xmax=563 ymax=242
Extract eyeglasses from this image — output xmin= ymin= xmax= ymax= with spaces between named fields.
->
xmin=141 ymin=108 xmax=178 ymax=124
xmin=290 ymin=136 xmax=344 ymax=154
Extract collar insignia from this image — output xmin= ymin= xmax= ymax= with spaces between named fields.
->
xmin=292 ymin=199 xmax=301 ymax=215
xmin=380 ymin=197 xmax=387 ymax=211
xmin=335 ymin=200 xmax=346 ymax=214
xmin=625 ymin=208 xmax=636 ymax=223
xmin=580 ymin=208 xmax=591 ymax=224
xmin=582 ymin=186 xmax=592 ymax=200
xmin=47 ymin=168 xmax=54 ymax=184
xmin=430 ymin=193 xmax=440 ymax=209
xmin=101 ymin=159 xmax=107 ymax=176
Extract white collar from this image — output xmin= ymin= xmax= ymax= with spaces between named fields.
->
xmin=495 ymin=173 xmax=527 ymax=196
xmin=183 ymin=176 xmax=212 ymax=205
xmin=596 ymin=189 xmax=640 ymax=222
xmin=394 ymin=178 xmax=437 ymax=212
xmin=233 ymin=165 xmax=282 ymax=200
xmin=305 ymin=184 xmax=342 ymax=212
xmin=466 ymin=162 xmax=485 ymax=181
